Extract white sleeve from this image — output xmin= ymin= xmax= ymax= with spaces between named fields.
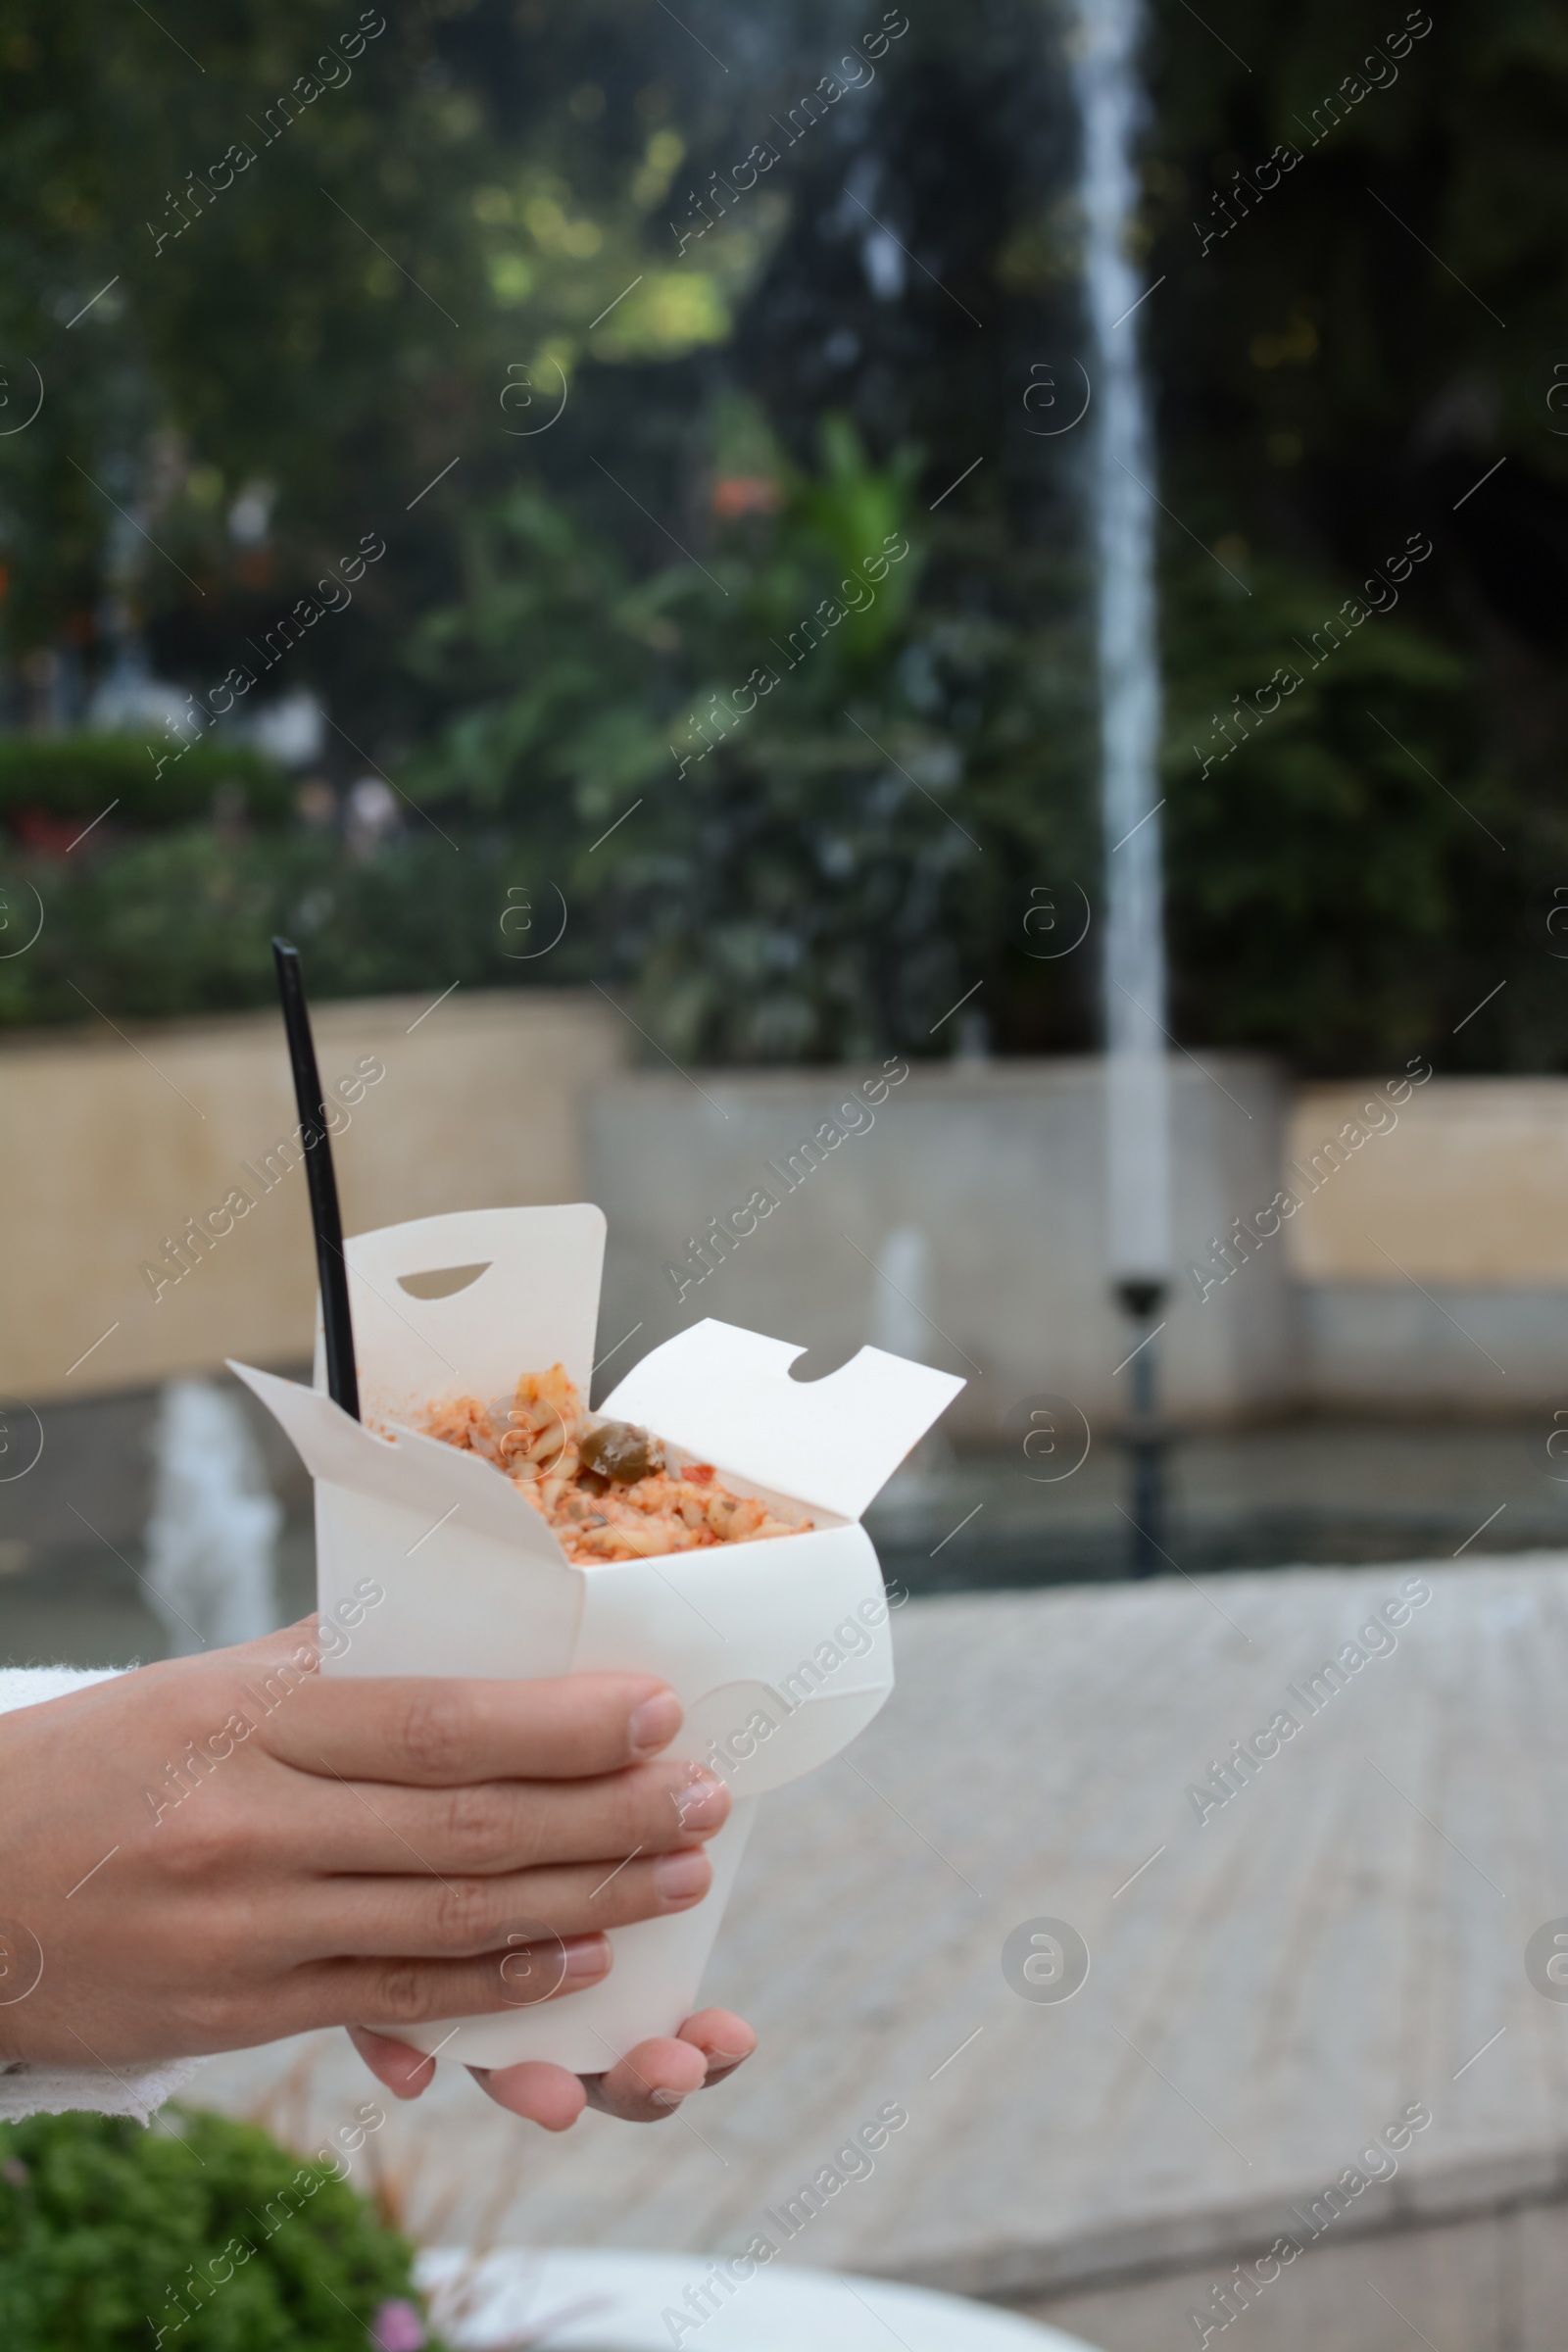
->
xmin=0 ymin=1665 xmax=205 ymax=2124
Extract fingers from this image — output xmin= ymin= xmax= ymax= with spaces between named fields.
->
xmin=288 ymin=1843 xmax=714 ymax=1959
xmin=470 ymin=2058 xmax=590 ymax=2132
xmin=468 ymin=2037 xmax=710 ymax=2131
xmin=265 ymin=1671 xmax=684 ymax=1787
xmin=673 ymin=2007 xmax=758 ymax=2086
xmin=581 ymin=2009 xmax=758 ymax=2120
xmin=289 ymin=1929 xmax=612 ymax=2035
xmin=349 ymin=2024 xmax=440 ymax=2101
xmin=258 ymin=1756 xmax=729 ymax=1876
xmin=582 ymin=2034 xmax=712 ymax=2121
xmin=347 ymin=2023 xmax=586 ymax=2126
xmin=365 ymin=2005 xmax=759 ymax=2131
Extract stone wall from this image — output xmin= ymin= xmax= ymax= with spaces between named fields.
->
xmin=585 ymin=1054 xmax=1292 ymax=1442
xmin=1283 ymin=1078 xmax=1568 ymax=1408
xmin=4 ymin=998 xmax=1567 ymax=1426
xmin=0 ymin=988 xmax=625 ymax=1402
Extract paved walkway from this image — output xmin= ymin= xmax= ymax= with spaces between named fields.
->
xmin=192 ymin=1555 xmax=1568 ymax=2302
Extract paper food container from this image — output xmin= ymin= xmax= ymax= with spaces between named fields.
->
xmin=232 ymin=1204 xmax=962 ymax=2073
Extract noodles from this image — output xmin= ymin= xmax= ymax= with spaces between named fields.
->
xmin=419 ymin=1363 xmax=808 ymax=1563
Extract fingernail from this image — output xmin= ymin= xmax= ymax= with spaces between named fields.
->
xmin=656 ymin=1847 xmax=710 ymax=1903
xmin=672 ymin=1768 xmax=728 ymax=1831
xmin=629 ymin=1690 xmax=683 ymax=1756
xmin=561 ymin=1935 xmax=612 ymax=1981
xmin=651 ymin=2088 xmax=685 ymax=2109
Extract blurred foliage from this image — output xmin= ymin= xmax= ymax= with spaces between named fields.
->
xmin=0 ymin=735 xmax=290 ymax=830
xmin=0 ymin=0 xmax=771 ymax=732
xmin=1 ymin=0 xmax=1566 ymax=1066
xmin=409 ymin=416 xmax=1098 ymax=1058
xmin=1159 ymin=547 xmax=1514 ymax=1065
xmin=0 ymin=2104 xmax=443 ymax=2351
xmin=0 ymin=827 xmax=535 ymax=1025
xmin=1146 ymin=0 xmax=1568 ymax=1066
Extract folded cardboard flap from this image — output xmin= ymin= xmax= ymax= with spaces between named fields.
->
xmin=228 ymin=1359 xmax=569 ymax=1565
xmin=679 ymin=1678 xmax=889 ymax=1798
xmin=317 ymin=1204 xmax=607 ymax=1428
xmin=313 ymin=1479 xmax=585 ymax=1681
xmin=601 ymin=1320 xmax=965 ymax=1522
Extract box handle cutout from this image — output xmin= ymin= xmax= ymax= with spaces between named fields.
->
xmin=785 ymin=1340 xmax=865 ymax=1384
xmin=397 ymin=1262 xmax=493 ymax=1300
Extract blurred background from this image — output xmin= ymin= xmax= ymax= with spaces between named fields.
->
xmin=4 ymin=0 xmax=1561 ymax=1062
xmin=4 ymin=4 xmax=1568 ymax=2349
xmin=3 ymin=0 xmax=1568 ymax=1626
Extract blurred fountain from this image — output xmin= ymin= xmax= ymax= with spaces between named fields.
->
xmin=1072 ymin=0 xmax=1171 ymax=1575
xmin=144 ymin=1380 xmax=282 ymax=1654
xmin=870 ymin=1225 xmax=934 ymax=1364
xmin=869 ymin=1225 xmax=953 ymax=1494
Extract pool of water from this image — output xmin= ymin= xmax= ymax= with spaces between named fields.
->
xmin=868 ymin=1418 xmax=1568 ymax=1592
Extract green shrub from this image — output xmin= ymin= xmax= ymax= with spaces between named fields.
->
xmin=0 ymin=2104 xmax=445 ymax=2351
xmin=0 ymin=825 xmax=571 ymax=1027
xmin=0 ymin=735 xmax=293 ymax=831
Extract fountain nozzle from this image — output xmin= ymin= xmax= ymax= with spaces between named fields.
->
xmin=1114 ymin=1276 xmax=1166 ymax=1322
xmin=1113 ymin=1278 xmax=1169 ymax=1579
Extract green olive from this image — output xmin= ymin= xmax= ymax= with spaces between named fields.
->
xmin=578 ymin=1419 xmax=663 ymax=1485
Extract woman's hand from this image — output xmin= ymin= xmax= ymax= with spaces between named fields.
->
xmin=349 ymin=2005 xmax=759 ymax=2132
xmin=0 ymin=1618 xmax=747 ymax=2099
